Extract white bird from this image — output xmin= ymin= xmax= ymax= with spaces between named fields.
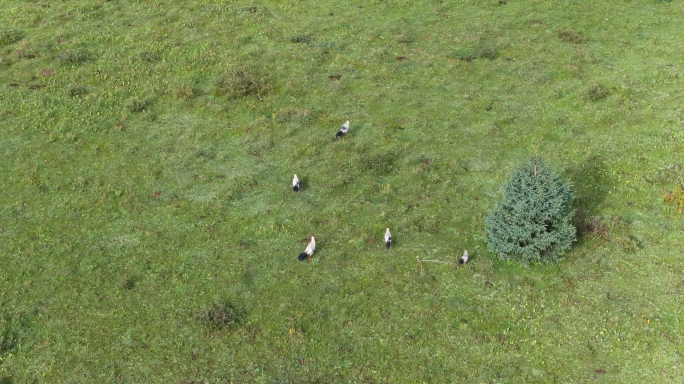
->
xmin=298 ymin=236 xmax=316 ymax=261
xmin=335 ymin=120 xmax=350 ymax=138
xmin=385 ymin=228 xmax=392 ymax=249
xmin=293 ymin=174 xmax=299 ymax=192
xmin=459 ymin=250 xmax=468 ymax=264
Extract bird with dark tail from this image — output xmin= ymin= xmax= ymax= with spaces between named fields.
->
xmin=293 ymin=174 xmax=299 ymax=192
xmin=335 ymin=120 xmax=350 ymax=139
xmin=298 ymin=236 xmax=316 ymax=261
xmin=459 ymin=250 xmax=468 ymax=264
xmin=384 ymin=228 xmax=392 ymax=250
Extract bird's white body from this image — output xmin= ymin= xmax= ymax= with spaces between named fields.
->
xmin=304 ymin=236 xmax=316 ymax=256
xmin=385 ymin=228 xmax=392 ymax=249
xmin=293 ymin=174 xmax=299 ymax=191
xmin=460 ymin=250 xmax=468 ymax=264
xmin=335 ymin=120 xmax=350 ymax=138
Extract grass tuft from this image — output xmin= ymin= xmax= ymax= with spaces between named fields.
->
xmin=57 ymin=49 xmax=90 ymax=65
xmin=122 ymin=276 xmax=138 ymax=290
xmin=273 ymin=108 xmax=312 ymax=123
xmin=174 ymin=84 xmax=200 ymax=101
xmin=289 ymin=34 xmax=312 ymax=44
xmin=362 ymin=151 xmax=397 ymax=175
xmin=197 ymin=302 xmax=245 ymax=330
xmin=212 ymin=69 xmax=271 ymax=99
xmin=66 ymin=85 xmax=88 ymax=98
xmin=478 ymin=46 xmax=498 ymax=60
xmin=0 ymin=330 xmax=18 ymax=357
xmin=127 ymin=97 xmax=152 ymax=113
xmin=140 ymin=49 xmax=161 ymax=63
xmin=0 ymin=29 xmax=23 ymax=46
xmin=557 ymin=29 xmax=587 ymax=44
xmin=395 ymin=33 xmax=414 ymax=44
xmin=575 ymin=211 xmax=629 ymax=243
xmin=662 ymin=186 xmax=684 ymax=215
xmin=586 ymin=84 xmax=610 ymax=101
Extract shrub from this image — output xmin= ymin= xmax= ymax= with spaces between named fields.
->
xmin=485 ymin=157 xmax=576 ymax=264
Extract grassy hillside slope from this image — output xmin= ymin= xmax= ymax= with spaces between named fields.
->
xmin=1 ymin=0 xmax=683 ymax=382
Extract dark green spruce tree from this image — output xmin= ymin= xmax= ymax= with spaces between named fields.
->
xmin=485 ymin=157 xmax=576 ymax=264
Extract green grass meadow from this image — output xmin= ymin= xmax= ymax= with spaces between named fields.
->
xmin=2 ymin=0 xmax=684 ymax=382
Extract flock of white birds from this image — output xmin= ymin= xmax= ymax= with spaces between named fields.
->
xmin=293 ymin=120 xmax=468 ymax=264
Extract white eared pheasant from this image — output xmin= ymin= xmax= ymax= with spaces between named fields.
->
xmin=293 ymin=174 xmax=299 ymax=192
xmin=298 ymin=236 xmax=316 ymax=261
xmin=459 ymin=250 xmax=468 ymax=264
xmin=385 ymin=228 xmax=392 ymax=250
xmin=335 ymin=120 xmax=350 ymax=139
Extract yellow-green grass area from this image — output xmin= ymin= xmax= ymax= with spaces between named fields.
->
xmin=1 ymin=0 xmax=683 ymax=382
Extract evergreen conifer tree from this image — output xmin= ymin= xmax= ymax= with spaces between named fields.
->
xmin=485 ymin=157 xmax=576 ymax=264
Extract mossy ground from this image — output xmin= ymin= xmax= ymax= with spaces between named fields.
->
xmin=1 ymin=1 xmax=683 ymax=382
